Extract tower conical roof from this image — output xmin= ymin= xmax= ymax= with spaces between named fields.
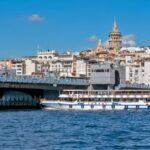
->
xmin=112 ymin=19 xmax=118 ymax=32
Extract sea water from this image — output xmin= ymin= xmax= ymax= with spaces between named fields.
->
xmin=0 ymin=110 xmax=150 ymax=150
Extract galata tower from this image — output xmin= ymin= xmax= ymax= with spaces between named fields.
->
xmin=108 ymin=19 xmax=122 ymax=51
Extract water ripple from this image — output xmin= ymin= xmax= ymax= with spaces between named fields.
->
xmin=0 ymin=110 xmax=150 ymax=149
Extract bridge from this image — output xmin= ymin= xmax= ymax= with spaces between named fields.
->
xmin=0 ymin=76 xmax=89 ymax=89
xmin=0 ymin=76 xmax=89 ymax=108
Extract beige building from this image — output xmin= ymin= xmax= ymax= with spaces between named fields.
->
xmin=25 ymin=59 xmax=37 ymax=76
xmin=0 ymin=60 xmax=13 ymax=70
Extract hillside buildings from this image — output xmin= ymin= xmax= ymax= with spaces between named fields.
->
xmin=1 ymin=20 xmax=150 ymax=86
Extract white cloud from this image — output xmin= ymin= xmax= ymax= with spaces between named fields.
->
xmin=27 ymin=14 xmax=44 ymax=22
xmin=104 ymin=40 xmax=109 ymax=47
xmin=87 ymin=35 xmax=98 ymax=42
xmin=122 ymin=34 xmax=136 ymax=47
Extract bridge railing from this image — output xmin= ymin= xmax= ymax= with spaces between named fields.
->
xmin=118 ymin=83 xmax=150 ymax=90
xmin=0 ymin=76 xmax=89 ymax=86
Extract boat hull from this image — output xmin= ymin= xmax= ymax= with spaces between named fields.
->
xmin=41 ymin=101 xmax=150 ymax=111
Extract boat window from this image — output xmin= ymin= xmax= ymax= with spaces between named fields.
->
xmin=113 ymin=99 xmax=119 ymax=102
xmin=81 ymin=104 xmax=84 ymax=109
xmin=69 ymin=105 xmax=72 ymax=108
xmin=69 ymin=91 xmax=72 ymax=95
xmin=124 ymin=105 xmax=128 ymax=109
xmin=102 ymin=105 xmax=106 ymax=109
xmin=136 ymin=105 xmax=139 ymax=109
xmin=91 ymin=105 xmax=94 ymax=109
xmin=133 ymin=99 xmax=138 ymax=102
xmin=112 ymin=105 xmax=115 ymax=109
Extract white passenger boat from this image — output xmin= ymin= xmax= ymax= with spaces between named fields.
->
xmin=41 ymin=90 xmax=150 ymax=111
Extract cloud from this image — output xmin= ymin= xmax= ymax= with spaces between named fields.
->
xmin=104 ymin=40 xmax=109 ymax=47
xmin=122 ymin=34 xmax=136 ymax=47
xmin=27 ymin=14 xmax=44 ymax=22
xmin=87 ymin=35 xmax=98 ymax=42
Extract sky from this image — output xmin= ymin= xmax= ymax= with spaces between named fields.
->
xmin=0 ymin=0 xmax=150 ymax=59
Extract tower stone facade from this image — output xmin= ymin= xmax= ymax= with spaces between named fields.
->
xmin=108 ymin=20 xmax=122 ymax=51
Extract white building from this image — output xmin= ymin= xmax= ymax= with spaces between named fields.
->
xmin=143 ymin=61 xmax=150 ymax=84
xmin=121 ymin=47 xmax=145 ymax=53
xmin=37 ymin=50 xmax=58 ymax=62
xmin=11 ymin=60 xmax=25 ymax=76
xmin=125 ymin=54 xmax=150 ymax=84
xmin=36 ymin=50 xmax=76 ymax=77
xmin=75 ymin=59 xmax=89 ymax=77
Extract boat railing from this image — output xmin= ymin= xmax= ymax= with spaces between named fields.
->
xmin=60 ymin=90 xmax=150 ymax=99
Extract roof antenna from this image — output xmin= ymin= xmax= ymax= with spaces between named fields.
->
xmin=37 ymin=44 xmax=40 ymax=51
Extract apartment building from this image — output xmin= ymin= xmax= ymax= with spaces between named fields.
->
xmin=11 ymin=60 xmax=25 ymax=76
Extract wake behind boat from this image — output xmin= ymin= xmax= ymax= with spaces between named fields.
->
xmin=41 ymin=89 xmax=150 ymax=111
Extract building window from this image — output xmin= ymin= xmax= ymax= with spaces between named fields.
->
xmin=69 ymin=105 xmax=72 ymax=108
xmin=17 ymin=65 xmax=22 ymax=67
xmin=95 ymin=69 xmax=104 ymax=72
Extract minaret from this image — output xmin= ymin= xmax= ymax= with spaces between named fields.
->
xmin=96 ymin=39 xmax=104 ymax=53
xmin=108 ymin=19 xmax=122 ymax=51
xmin=95 ymin=39 xmax=108 ymax=60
